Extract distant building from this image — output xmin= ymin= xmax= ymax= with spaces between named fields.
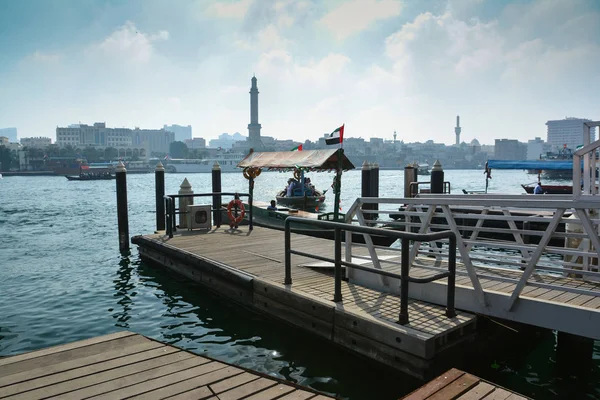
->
xmin=546 ymin=118 xmax=596 ymax=153
xmin=526 ymin=137 xmax=549 ymax=160
xmin=494 ymin=139 xmax=527 ymax=160
xmin=0 ymin=128 xmax=18 ymax=142
xmin=20 ymin=137 xmax=52 ymax=148
xmin=132 ymin=128 xmax=174 ymax=155
xmin=185 ymin=137 xmax=206 ymax=149
xmin=164 ymin=124 xmax=192 ymax=142
xmin=209 ymin=132 xmax=246 ymax=149
xmin=0 ymin=136 xmax=9 ymax=145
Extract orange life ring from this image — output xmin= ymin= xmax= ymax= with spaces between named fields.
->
xmin=227 ymin=199 xmax=245 ymax=226
xmin=293 ymin=169 xmax=301 ymax=180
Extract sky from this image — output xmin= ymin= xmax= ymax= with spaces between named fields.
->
xmin=0 ymin=0 xmax=599 ymax=145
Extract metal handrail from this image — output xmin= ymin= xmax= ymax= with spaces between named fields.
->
xmin=284 ymin=217 xmax=457 ymax=325
xmin=164 ymin=192 xmax=252 ymax=238
xmin=408 ymin=181 xmax=451 ymax=196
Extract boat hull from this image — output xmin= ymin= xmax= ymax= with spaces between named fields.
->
xmin=65 ymin=175 xmax=116 ymax=181
xmin=521 ymin=184 xmax=572 ymax=194
xmin=249 ymin=202 xmax=397 ymax=247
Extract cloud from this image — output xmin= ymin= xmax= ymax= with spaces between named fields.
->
xmin=96 ymin=21 xmax=169 ymax=63
xmin=205 ymin=0 xmax=253 ymax=19
xmin=318 ymin=0 xmax=403 ymax=40
xmin=26 ymin=51 xmax=61 ymax=63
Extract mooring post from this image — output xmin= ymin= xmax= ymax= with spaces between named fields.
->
xmin=178 ymin=178 xmax=193 ymax=229
xmin=212 ymin=162 xmax=222 ymax=227
xmin=115 ymin=161 xmax=129 ymax=252
xmin=371 ymin=162 xmax=379 ymax=220
xmin=404 ymin=163 xmax=416 ymax=198
xmin=431 ymin=160 xmax=444 ymax=194
xmin=361 ymin=161 xmax=372 ymax=220
xmin=155 ymin=161 xmax=165 ymax=232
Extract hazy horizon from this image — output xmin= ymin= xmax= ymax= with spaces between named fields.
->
xmin=1 ymin=0 xmax=598 ymax=145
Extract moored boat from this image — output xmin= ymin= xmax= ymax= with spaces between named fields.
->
xmin=521 ymin=183 xmax=572 ymax=194
xmin=65 ymin=173 xmax=115 ymax=181
xmin=276 ymin=172 xmax=326 ymax=210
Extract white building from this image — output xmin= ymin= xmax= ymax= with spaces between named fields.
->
xmin=164 ymin=124 xmax=192 ymax=142
xmin=56 ymin=122 xmax=132 ymax=148
xmin=546 ymin=118 xmax=597 ymax=153
xmin=526 ymin=137 xmax=549 ymax=160
xmin=20 ymin=137 xmax=52 ymax=148
xmin=0 ymin=128 xmax=18 ymax=142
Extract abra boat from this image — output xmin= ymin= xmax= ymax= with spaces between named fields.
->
xmin=521 ymin=183 xmax=572 ymax=194
xmin=276 ymin=171 xmax=326 ymax=210
xmin=65 ymin=174 xmax=115 ymax=181
xmin=249 ymin=201 xmax=398 ymax=246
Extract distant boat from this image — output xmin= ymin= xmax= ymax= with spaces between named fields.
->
xmin=417 ymin=163 xmax=430 ymax=175
xmin=65 ymin=174 xmax=115 ymax=181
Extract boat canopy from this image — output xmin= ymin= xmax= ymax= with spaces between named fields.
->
xmin=487 ymin=160 xmax=575 ymax=170
xmin=237 ymin=149 xmax=355 ymax=171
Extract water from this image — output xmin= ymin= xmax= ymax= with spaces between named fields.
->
xmin=0 ymin=169 xmax=598 ymax=399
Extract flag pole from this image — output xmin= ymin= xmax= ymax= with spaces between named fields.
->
xmin=333 ymin=148 xmax=343 ymax=221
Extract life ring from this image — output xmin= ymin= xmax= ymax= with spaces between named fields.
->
xmin=243 ymin=167 xmax=261 ymax=180
xmin=227 ymin=199 xmax=246 ymax=226
xmin=293 ymin=169 xmax=301 ymax=180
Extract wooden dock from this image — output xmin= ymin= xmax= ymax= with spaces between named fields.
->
xmin=0 ymin=331 xmax=334 ymax=400
xmin=401 ymin=368 xmax=530 ymax=400
xmin=132 ymin=226 xmax=477 ymax=379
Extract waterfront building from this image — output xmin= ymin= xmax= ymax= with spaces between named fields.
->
xmin=210 ymin=132 xmax=245 ymax=149
xmin=526 ymin=137 xmax=549 ymax=160
xmin=184 ymin=137 xmax=206 ymax=149
xmin=164 ymin=124 xmax=192 ymax=142
xmin=0 ymin=127 xmax=18 ymax=142
xmin=132 ymin=128 xmax=174 ymax=155
xmin=20 ymin=136 xmax=52 ymax=148
xmin=546 ymin=117 xmax=596 ymax=152
xmin=494 ymin=139 xmax=526 ymax=160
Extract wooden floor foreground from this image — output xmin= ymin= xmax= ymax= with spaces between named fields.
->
xmin=0 ymin=331 xmax=334 ymax=400
xmin=401 ymin=368 xmax=530 ymax=400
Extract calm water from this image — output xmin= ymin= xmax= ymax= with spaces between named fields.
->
xmin=0 ymin=169 xmax=598 ymax=399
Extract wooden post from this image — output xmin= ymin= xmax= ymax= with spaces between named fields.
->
xmin=115 ymin=161 xmax=129 ymax=252
xmin=361 ymin=161 xmax=372 ymax=220
xmin=371 ymin=162 xmax=379 ymax=220
xmin=212 ymin=162 xmax=222 ymax=227
xmin=178 ymin=178 xmax=193 ymax=229
xmin=333 ymin=148 xmax=344 ymax=222
xmin=155 ymin=161 xmax=165 ymax=232
xmin=404 ymin=164 xmax=416 ymax=198
xmin=431 ymin=159 xmax=444 ymax=194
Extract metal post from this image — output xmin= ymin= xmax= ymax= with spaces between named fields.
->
xmin=284 ymin=221 xmax=292 ymax=285
xmin=334 ymin=227 xmax=342 ymax=302
xmin=404 ymin=164 xmax=416 ymax=198
xmin=431 ymin=159 xmax=444 ymax=194
xmin=171 ymin=198 xmax=177 ymax=233
xmin=212 ymin=162 xmax=222 ymax=227
xmin=166 ymin=197 xmax=173 ymax=238
xmin=155 ymin=162 xmax=165 ymax=231
xmin=115 ymin=161 xmax=129 ymax=252
xmin=248 ymin=177 xmax=254 ymax=230
xmin=446 ymin=235 xmax=457 ymax=318
xmin=398 ymin=238 xmax=409 ymax=325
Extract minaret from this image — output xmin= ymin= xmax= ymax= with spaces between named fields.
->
xmin=247 ymin=75 xmax=262 ymax=149
xmin=393 ymin=130 xmax=397 ymax=143
xmin=455 ymin=115 xmax=461 ymax=145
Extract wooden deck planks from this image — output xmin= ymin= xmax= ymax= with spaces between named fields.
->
xmin=144 ymin=228 xmax=476 ymax=339
xmin=402 ymin=368 xmax=530 ymax=400
xmin=0 ymin=333 xmax=334 ymax=400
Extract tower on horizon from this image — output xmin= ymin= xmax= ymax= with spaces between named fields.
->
xmin=247 ymin=75 xmax=263 ymax=150
xmin=455 ymin=115 xmax=461 ymax=145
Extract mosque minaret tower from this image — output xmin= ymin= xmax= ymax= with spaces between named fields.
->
xmin=455 ymin=115 xmax=461 ymax=145
xmin=247 ymin=75 xmax=263 ymax=150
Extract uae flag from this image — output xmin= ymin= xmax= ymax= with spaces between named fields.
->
xmin=325 ymin=124 xmax=344 ymax=145
xmin=290 ymin=144 xmax=303 ymax=151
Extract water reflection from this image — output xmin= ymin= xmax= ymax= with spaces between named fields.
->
xmin=112 ymin=251 xmax=134 ymax=329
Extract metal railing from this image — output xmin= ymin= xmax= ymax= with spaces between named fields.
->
xmin=408 ymin=181 xmax=451 ymax=197
xmin=164 ymin=192 xmax=252 ymax=238
xmin=284 ymin=217 xmax=457 ymax=325
xmin=343 ymin=195 xmax=600 ymax=310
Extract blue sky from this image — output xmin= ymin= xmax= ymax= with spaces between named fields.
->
xmin=0 ymin=0 xmax=598 ymax=145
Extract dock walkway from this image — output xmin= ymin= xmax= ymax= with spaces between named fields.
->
xmin=0 ymin=331 xmax=334 ymax=400
xmin=132 ymin=227 xmax=477 ymax=379
xmin=401 ymin=368 xmax=530 ymax=400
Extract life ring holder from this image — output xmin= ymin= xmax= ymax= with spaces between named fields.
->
xmin=227 ymin=199 xmax=246 ymax=227
xmin=293 ymin=169 xmax=301 ymax=181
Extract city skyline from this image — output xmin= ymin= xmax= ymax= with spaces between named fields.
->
xmin=1 ymin=0 xmax=598 ymax=145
